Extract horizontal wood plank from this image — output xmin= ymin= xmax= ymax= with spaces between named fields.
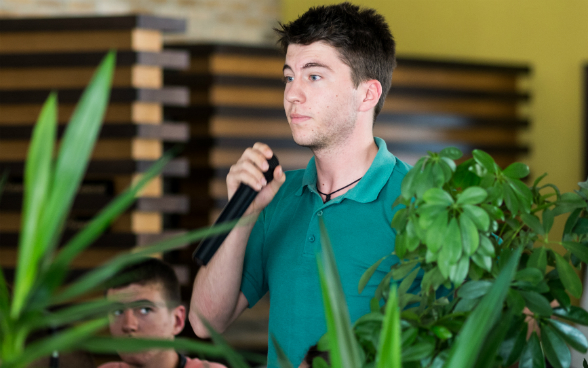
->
xmin=0 ymin=15 xmax=186 ymax=32
xmin=0 ymin=87 xmax=189 ymax=105
xmin=0 ymin=102 xmax=162 ymax=124
xmin=0 ymin=29 xmax=162 ymax=53
xmin=0 ymin=194 xmax=189 ymax=213
xmin=0 ymin=50 xmax=189 ymax=69
xmin=0 ymin=123 xmax=189 ymax=141
xmin=0 ymin=211 xmax=162 ymax=233
xmin=0 ymin=158 xmax=189 ymax=177
xmin=0 ymin=139 xmax=162 ymax=160
xmin=0 ymin=65 xmax=163 ymax=89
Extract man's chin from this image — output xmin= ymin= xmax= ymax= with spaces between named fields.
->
xmin=119 ymin=352 xmax=153 ymax=366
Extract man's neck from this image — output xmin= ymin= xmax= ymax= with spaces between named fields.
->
xmin=314 ymin=135 xmax=378 ymax=196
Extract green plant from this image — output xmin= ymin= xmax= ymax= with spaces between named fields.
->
xmin=349 ymin=148 xmax=588 ymax=368
xmin=0 ymin=52 xmax=261 ymax=368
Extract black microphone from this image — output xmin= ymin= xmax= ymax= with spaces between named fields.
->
xmin=192 ymin=155 xmax=280 ymax=266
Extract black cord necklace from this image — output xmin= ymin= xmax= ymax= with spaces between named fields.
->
xmin=316 ymin=177 xmax=362 ymax=202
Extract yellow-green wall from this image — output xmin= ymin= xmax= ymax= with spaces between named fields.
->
xmin=283 ymin=0 xmax=588 ymax=197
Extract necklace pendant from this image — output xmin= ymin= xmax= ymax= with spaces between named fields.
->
xmin=325 ymin=194 xmax=331 ymax=202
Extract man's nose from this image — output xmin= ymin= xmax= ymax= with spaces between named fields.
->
xmin=121 ymin=309 xmax=138 ymax=333
xmin=284 ymin=79 xmax=305 ymax=104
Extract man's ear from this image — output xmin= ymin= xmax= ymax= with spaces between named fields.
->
xmin=172 ymin=305 xmax=186 ymax=335
xmin=358 ymin=79 xmax=382 ymax=112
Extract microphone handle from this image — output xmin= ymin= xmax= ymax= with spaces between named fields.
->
xmin=192 ymin=184 xmax=258 ymax=266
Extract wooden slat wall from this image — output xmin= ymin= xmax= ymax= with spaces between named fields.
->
xmin=0 ymin=15 xmax=191 ymax=282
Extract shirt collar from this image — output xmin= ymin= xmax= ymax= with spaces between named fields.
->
xmin=295 ymin=137 xmax=397 ymax=204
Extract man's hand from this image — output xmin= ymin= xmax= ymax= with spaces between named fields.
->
xmin=227 ymin=142 xmax=285 ymax=214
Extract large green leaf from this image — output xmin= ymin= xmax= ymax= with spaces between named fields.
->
xmin=545 ymin=319 xmax=588 ymax=353
xmin=359 ymin=256 xmax=387 ymax=294
xmin=461 ymin=204 xmax=490 ymax=231
xmin=554 ymin=253 xmax=583 ymax=298
xmin=11 ymin=92 xmax=57 ymax=319
xmin=456 ymin=187 xmax=487 ymax=205
xmin=521 ymin=213 xmax=545 ymax=235
xmin=457 ymin=280 xmax=493 ymax=300
xmin=37 ymin=51 xmax=116 ymax=269
xmin=459 ymin=214 xmax=479 ymax=255
xmin=519 ymin=290 xmax=553 ymax=317
xmin=540 ymin=323 xmax=571 ymax=368
xmin=519 ymin=333 xmax=545 ymax=368
xmin=438 ymin=218 xmax=462 ymax=278
xmin=503 ymin=162 xmax=530 ymax=179
xmin=442 ymin=247 xmax=521 ymax=368
xmin=473 ymin=312 xmax=513 ymax=368
xmin=376 ymin=284 xmax=401 ymax=368
xmin=552 ymin=306 xmax=588 ymax=326
xmin=498 ymin=318 xmax=527 ymax=366
xmin=472 ymin=150 xmax=497 ymax=174
xmin=561 ymin=241 xmax=588 ymax=264
xmin=316 ymin=218 xmax=363 ymax=368
xmin=423 ymin=188 xmax=454 ymax=206
xmin=527 ymin=247 xmax=547 ymax=274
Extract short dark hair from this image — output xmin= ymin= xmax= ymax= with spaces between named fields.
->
xmin=107 ymin=257 xmax=181 ymax=307
xmin=275 ymin=2 xmax=396 ymax=120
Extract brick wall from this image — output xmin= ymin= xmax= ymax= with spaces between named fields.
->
xmin=0 ymin=0 xmax=280 ymax=44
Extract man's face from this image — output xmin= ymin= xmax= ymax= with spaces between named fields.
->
xmin=283 ymin=42 xmax=361 ymax=151
xmin=107 ymin=282 xmax=185 ymax=366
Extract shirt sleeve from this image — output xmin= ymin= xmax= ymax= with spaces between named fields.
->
xmin=240 ymin=209 xmax=269 ymax=308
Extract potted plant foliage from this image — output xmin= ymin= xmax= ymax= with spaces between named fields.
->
xmin=0 ymin=52 xmax=260 ymax=368
xmin=310 ymin=148 xmax=588 ymax=368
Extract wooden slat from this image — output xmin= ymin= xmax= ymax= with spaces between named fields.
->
xmin=392 ymin=66 xmax=518 ymax=92
xmin=0 ymin=212 xmax=162 ymax=233
xmin=382 ymin=96 xmax=518 ymax=118
xmin=0 ymin=230 xmax=188 ymax=248
xmin=0 ymin=102 xmax=162 ymax=124
xmin=0 ymin=65 xmax=162 ymax=89
xmin=0 ymin=15 xmax=186 ymax=32
xmin=0 ymin=87 xmax=189 ymax=105
xmin=0 ymin=158 xmax=189 ymax=177
xmin=0 ymin=139 xmax=162 ymax=160
xmin=0 ymin=123 xmax=189 ymax=142
xmin=0 ymin=50 xmax=189 ymax=69
xmin=0 ymin=194 xmax=189 ymax=213
xmin=0 ymin=29 xmax=162 ymax=53
xmin=1 ymin=247 xmax=126 ymax=268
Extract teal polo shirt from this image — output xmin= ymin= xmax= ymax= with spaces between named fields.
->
xmin=240 ymin=138 xmax=411 ymax=367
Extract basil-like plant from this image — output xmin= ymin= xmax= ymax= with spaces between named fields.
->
xmin=0 ymin=52 xmax=262 ymax=368
xmin=354 ymin=148 xmax=588 ymax=368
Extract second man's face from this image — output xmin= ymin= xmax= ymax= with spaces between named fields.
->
xmin=283 ymin=42 xmax=362 ymax=151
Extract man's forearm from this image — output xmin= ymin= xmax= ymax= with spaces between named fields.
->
xmin=189 ymin=220 xmax=255 ymax=337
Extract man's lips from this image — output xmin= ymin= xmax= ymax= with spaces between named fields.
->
xmin=289 ymin=113 xmax=311 ymax=123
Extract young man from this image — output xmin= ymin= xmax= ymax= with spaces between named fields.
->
xmin=99 ymin=258 xmax=226 ymax=368
xmin=190 ymin=3 xmax=411 ymax=366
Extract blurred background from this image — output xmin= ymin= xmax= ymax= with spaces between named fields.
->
xmin=0 ymin=0 xmax=587 ymax=365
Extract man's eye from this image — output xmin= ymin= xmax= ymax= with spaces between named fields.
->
xmin=139 ymin=307 xmax=152 ymax=315
xmin=112 ymin=310 xmax=123 ymax=317
xmin=283 ymin=76 xmax=294 ymax=83
xmin=310 ymin=75 xmax=321 ymax=81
